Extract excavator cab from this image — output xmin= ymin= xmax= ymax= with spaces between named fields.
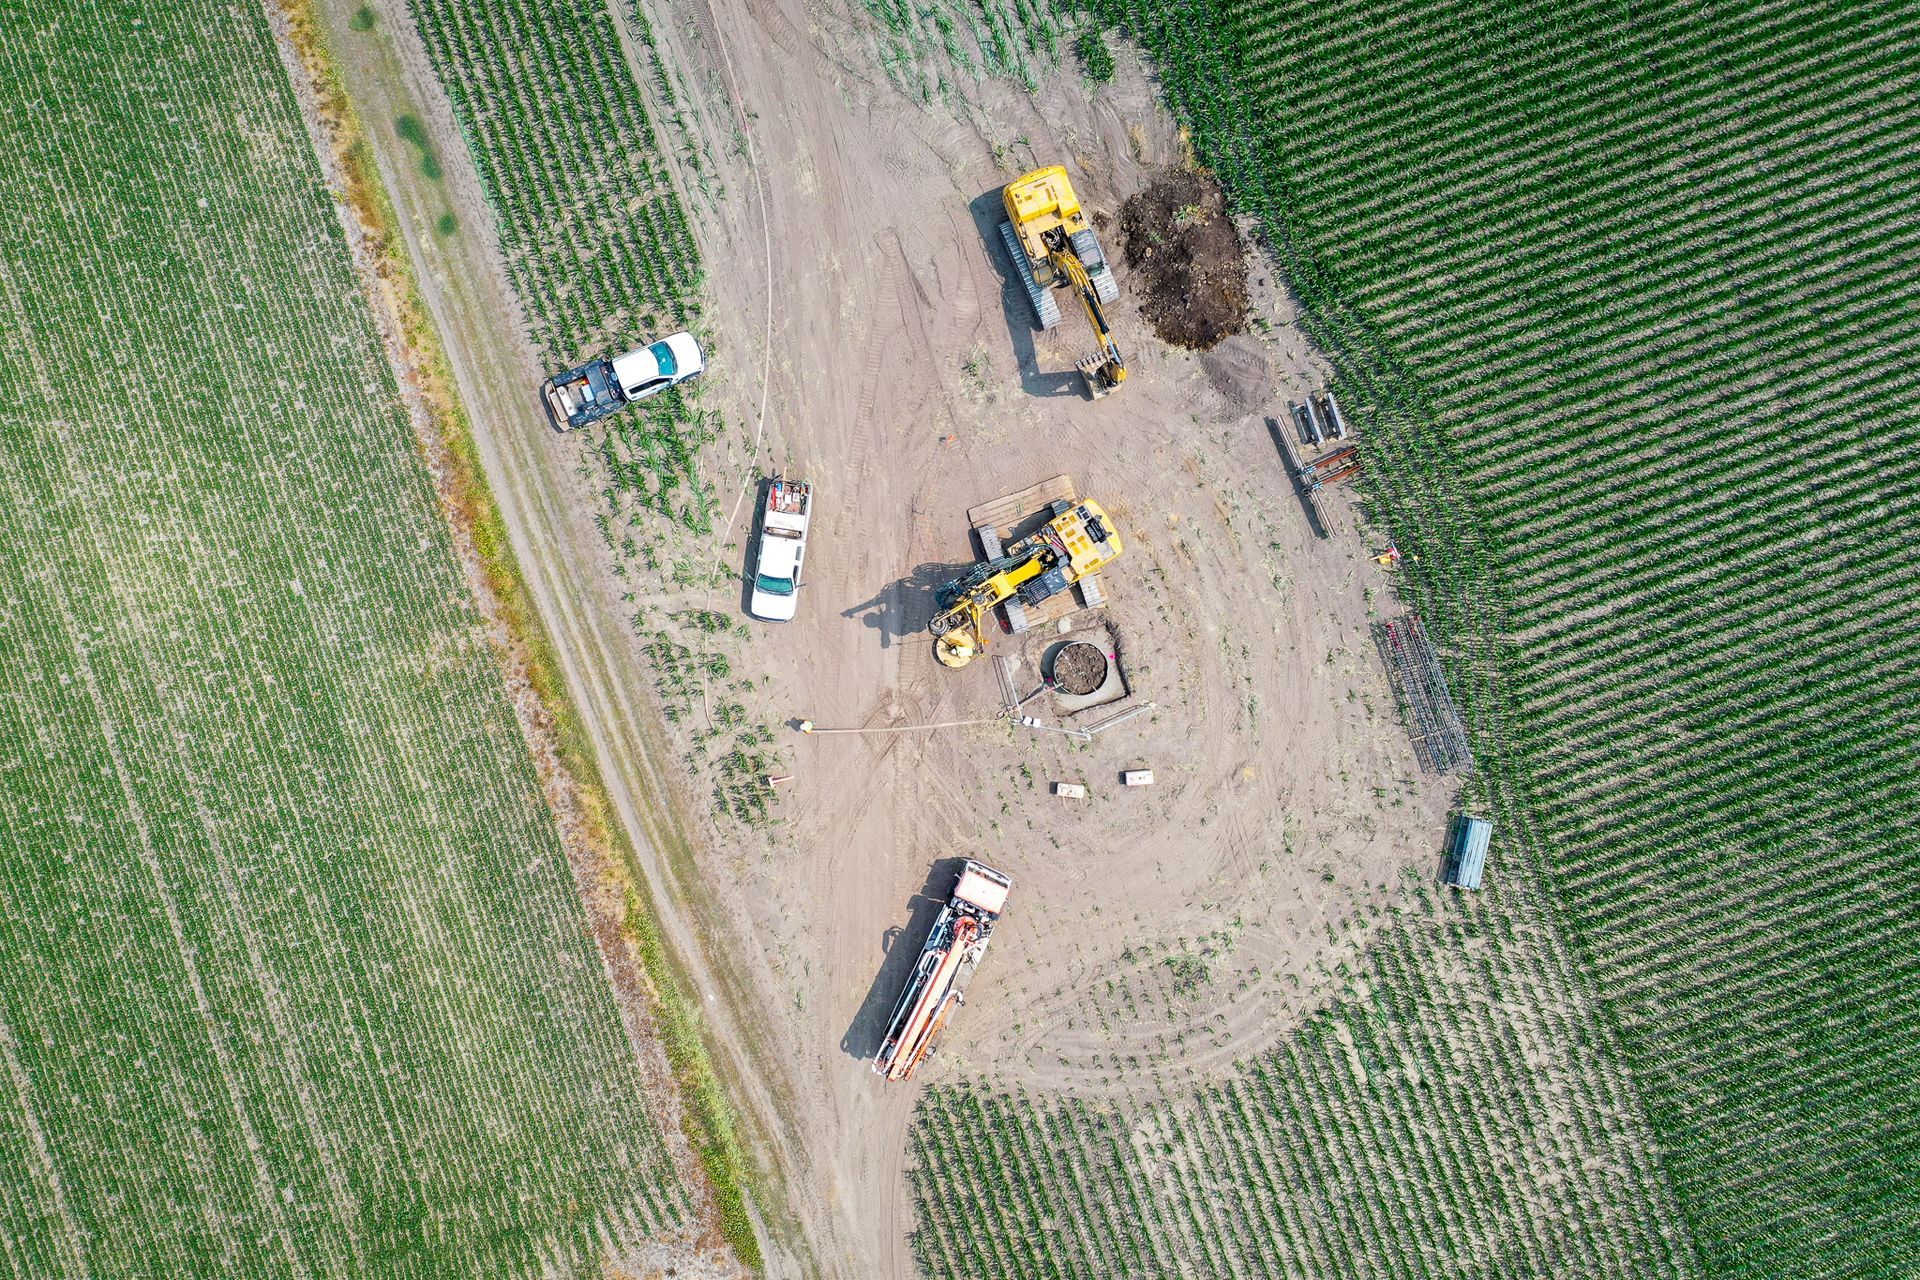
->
xmin=1002 ymin=167 xmax=1087 ymax=284
xmin=999 ymin=166 xmax=1126 ymax=398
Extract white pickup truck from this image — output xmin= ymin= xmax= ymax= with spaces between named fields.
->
xmin=749 ymin=476 xmax=811 ymax=621
xmin=542 ymin=331 xmax=705 ymax=431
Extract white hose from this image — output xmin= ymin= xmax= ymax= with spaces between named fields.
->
xmin=797 ymin=716 xmax=1004 ymax=736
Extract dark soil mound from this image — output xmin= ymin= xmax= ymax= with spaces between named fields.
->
xmin=1119 ymin=170 xmax=1250 ymax=351
xmin=1052 ymin=642 xmax=1109 ymax=696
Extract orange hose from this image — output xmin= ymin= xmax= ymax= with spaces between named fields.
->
xmin=886 ymin=917 xmax=979 ymax=1080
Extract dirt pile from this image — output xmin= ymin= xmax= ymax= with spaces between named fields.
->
xmin=1119 ymin=169 xmax=1250 ymax=350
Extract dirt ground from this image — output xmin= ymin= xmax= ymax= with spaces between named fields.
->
xmin=1120 ymin=168 xmax=1252 ymax=349
xmin=314 ymin=0 xmax=1452 ymax=1276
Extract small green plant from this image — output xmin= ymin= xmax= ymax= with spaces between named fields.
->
xmin=1165 ymin=951 xmax=1208 ymax=997
xmin=1075 ymin=29 xmax=1115 ymax=83
xmin=393 ymin=114 xmax=443 ymax=179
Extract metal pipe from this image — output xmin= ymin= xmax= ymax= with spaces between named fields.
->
xmin=1322 ymin=389 xmax=1349 ymax=439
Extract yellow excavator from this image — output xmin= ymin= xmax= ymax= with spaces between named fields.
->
xmin=930 ymin=500 xmax=1123 ymax=668
xmin=999 ymin=166 xmax=1127 ymax=398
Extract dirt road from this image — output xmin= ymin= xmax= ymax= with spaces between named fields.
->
xmin=319 ymin=0 xmax=1450 ymax=1274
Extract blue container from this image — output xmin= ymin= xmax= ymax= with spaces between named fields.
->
xmin=1446 ymin=816 xmax=1492 ymax=890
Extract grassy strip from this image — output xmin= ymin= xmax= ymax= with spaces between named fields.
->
xmin=623 ymin=885 xmax=761 ymax=1261
xmin=278 ymin=3 xmax=764 ymax=1268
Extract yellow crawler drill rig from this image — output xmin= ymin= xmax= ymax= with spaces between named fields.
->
xmin=999 ymin=166 xmax=1127 ymax=398
xmin=930 ymin=500 xmax=1123 ymax=668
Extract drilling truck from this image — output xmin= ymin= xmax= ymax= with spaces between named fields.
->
xmin=873 ymin=861 xmax=1013 ymax=1082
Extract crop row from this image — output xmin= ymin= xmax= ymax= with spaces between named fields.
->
xmin=1154 ymin=0 xmax=1920 ymax=1271
xmin=408 ymin=0 xmax=701 ymax=367
xmin=0 ymin=5 xmax=687 ymax=1276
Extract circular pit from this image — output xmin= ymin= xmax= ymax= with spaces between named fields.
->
xmin=1050 ymin=641 xmax=1110 ymax=697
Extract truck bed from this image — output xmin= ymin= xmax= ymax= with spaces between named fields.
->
xmin=543 ymin=359 xmax=623 ymax=431
xmin=767 ymin=477 xmax=810 ymax=519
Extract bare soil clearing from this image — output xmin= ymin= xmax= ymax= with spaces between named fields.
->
xmin=321 ymin=2 xmax=1451 ymax=1277
xmin=603 ymin=9 xmax=1450 ymax=1268
xmin=1120 ymin=169 xmax=1251 ymax=350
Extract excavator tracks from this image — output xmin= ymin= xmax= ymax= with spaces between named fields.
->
xmin=1001 ymin=220 xmax=1063 ymax=330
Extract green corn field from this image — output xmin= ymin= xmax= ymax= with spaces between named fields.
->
xmin=0 ymin=4 xmax=690 ymax=1274
xmin=906 ymin=0 xmax=1920 ymax=1275
xmin=408 ymin=0 xmax=700 ymax=367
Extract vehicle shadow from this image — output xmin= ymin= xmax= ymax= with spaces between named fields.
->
xmin=737 ymin=476 xmax=771 ymax=617
xmin=840 ymin=561 xmax=963 ymax=650
xmin=967 ymin=188 xmax=1085 ymax=400
xmin=841 ymin=857 xmax=968 ymax=1063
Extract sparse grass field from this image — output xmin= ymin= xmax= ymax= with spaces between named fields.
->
xmin=0 ymin=4 xmax=690 ymax=1274
xmin=402 ymin=0 xmax=782 ymax=824
xmin=856 ymin=0 xmax=1062 ymax=95
xmin=913 ymin=872 xmax=1693 ymax=1277
xmin=907 ymin=0 xmax=1920 ymax=1275
xmin=409 ymin=0 xmax=719 ymax=536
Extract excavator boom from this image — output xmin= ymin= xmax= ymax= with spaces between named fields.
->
xmin=1051 ymin=248 xmax=1127 ymax=397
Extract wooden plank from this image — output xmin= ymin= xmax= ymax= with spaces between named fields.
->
xmin=1012 ymin=587 xmax=1081 ymax=631
xmin=967 ymin=474 xmax=1075 ymax=536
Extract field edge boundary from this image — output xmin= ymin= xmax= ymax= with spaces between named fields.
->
xmin=263 ymin=0 xmax=768 ymax=1268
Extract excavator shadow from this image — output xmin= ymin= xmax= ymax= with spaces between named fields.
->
xmin=1000 ymin=505 xmax=1066 ymax=548
xmin=841 ymin=856 xmax=971 ymax=1063
xmin=840 ymin=561 xmax=969 ymax=650
xmin=967 ymin=189 xmax=1086 ymax=400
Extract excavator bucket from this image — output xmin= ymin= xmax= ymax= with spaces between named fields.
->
xmin=935 ymin=630 xmax=979 ymax=668
xmin=1077 ymin=353 xmax=1125 ymax=399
